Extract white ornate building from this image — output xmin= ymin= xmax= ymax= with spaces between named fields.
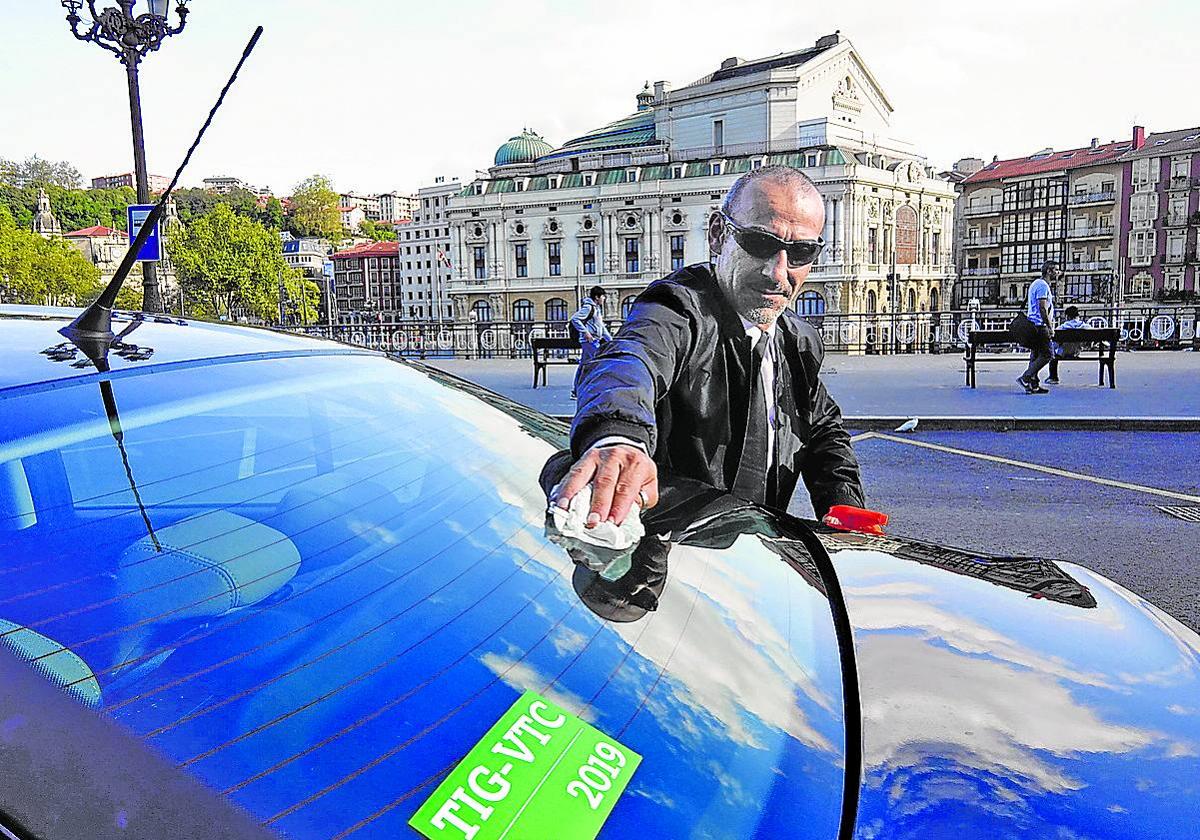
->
xmin=444 ymin=32 xmax=957 ymax=332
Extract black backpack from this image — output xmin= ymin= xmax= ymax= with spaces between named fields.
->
xmin=568 ymin=300 xmax=594 ymax=341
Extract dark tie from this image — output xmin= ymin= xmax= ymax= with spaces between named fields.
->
xmin=731 ymin=331 xmax=770 ymax=504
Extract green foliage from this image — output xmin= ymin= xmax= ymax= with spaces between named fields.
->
xmin=166 ymin=203 xmax=296 ymax=322
xmin=281 ymin=274 xmax=322 ymax=325
xmin=258 ymin=196 xmax=285 ymax=231
xmin=290 ymin=174 xmax=341 ymax=239
xmin=0 ymin=183 xmax=136 ymax=233
xmin=171 ymin=188 xmax=220 ymax=225
xmin=0 ymin=205 xmax=102 ymax=305
xmin=357 ymin=219 xmax=397 ymax=241
xmin=0 ymin=155 xmax=83 ymax=189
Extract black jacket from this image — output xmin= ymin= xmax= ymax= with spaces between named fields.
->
xmin=571 ymin=263 xmax=864 ymax=517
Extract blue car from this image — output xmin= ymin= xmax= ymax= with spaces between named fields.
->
xmin=1 ymin=304 xmax=1198 ymax=839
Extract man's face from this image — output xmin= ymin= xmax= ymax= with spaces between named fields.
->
xmin=708 ymin=179 xmax=825 ymax=328
xmin=595 ymin=294 xmax=606 ymax=309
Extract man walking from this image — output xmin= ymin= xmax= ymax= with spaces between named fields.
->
xmin=552 ymin=167 xmax=864 ymax=527
xmin=1017 ymin=260 xmax=1058 ymax=394
xmin=569 ymin=285 xmax=612 ymax=400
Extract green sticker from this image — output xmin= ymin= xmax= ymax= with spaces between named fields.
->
xmin=409 ymin=690 xmax=642 ymax=840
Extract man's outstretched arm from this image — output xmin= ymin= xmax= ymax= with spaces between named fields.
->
xmin=800 ymin=378 xmax=865 ymax=518
xmin=557 ymin=293 xmax=694 ymax=525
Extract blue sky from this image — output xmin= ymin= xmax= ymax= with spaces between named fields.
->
xmin=2 ymin=0 xmax=1195 ymax=196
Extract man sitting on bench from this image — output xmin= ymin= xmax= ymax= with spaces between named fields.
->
xmin=1047 ymin=305 xmax=1087 ymax=384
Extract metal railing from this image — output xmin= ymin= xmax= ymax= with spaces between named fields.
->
xmin=1066 ymin=226 xmax=1115 ymax=239
xmin=963 ymin=236 xmax=1001 ymax=247
xmin=1065 ymin=260 xmax=1113 ymax=272
xmin=293 ymin=304 xmax=1200 ymax=358
xmin=1068 ymin=190 xmax=1116 ymax=205
xmin=962 ymin=266 xmax=1000 ymax=276
xmin=964 ymin=201 xmax=1003 ymax=216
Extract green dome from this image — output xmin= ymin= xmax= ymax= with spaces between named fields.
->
xmin=494 ymin=129 xmax=553 ymax=166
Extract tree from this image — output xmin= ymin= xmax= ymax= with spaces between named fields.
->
xmin=166 ymin=203 xmax=296 ymax=322
xmin=0 ymin=183 xmax=136 ymax=233
xmin=0 ymin=155 xmax=83 ymax=189
xmin=289 ymin=175 xmax=340 ymax=239
xmin=257 ymin=196 xmax=284 ymax=231
xmin=0 ymin=205 xmax=101 ymax=305
xmin=358 ymin=219 xmax=397 ymax=241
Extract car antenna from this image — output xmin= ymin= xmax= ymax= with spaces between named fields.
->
xmin=61 ymin=25 xmax=264 ymax=348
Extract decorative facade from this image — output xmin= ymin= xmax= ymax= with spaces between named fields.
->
xmin=954 ymin=131 xmax=1134 ymax=309
xmin=1116 ymin=126 xmax=1200 ymax=303
xmin=444 ymin=33 xmax=957 ymax=328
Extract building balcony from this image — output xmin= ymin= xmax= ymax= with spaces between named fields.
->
xmin=1165 ymin=215 xmax=1190 ymax=228
xmin=1065 ymin=260 xmax=1113 ymax=272
xmin=964 ymin=202 xmax=1003 ymax=217
xmin=1166 ymin=175 xmax=1194 ymax=191
xmin=1067 ymin=190 xmax=1115 ymax=206
xmin=962 ymin=266 xmax=1000 ymax=276
xmin=963 ymin=235 xmax=1001 ymax=248
xmin=1164 ymin=252 xmax=1186 ymax=265
xmin=1066 ymin=225 xmax=1114 ymax=239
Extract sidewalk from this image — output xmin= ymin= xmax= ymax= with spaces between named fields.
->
xmin=421 ymin=351 xmax=1200 ymax=426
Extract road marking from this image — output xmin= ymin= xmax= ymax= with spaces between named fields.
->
xmin=863 ymin=432 xmax=1200 ymax=504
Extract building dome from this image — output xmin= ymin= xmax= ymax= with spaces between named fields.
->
xmin=493 ymin=129 xmax=553 ymax=166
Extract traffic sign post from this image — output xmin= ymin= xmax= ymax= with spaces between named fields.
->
xmin=126 ymin=204 xmax=162 ymax=262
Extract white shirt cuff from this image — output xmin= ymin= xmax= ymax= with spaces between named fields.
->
xmin=588 ymin=436 xmax=648 ymax=454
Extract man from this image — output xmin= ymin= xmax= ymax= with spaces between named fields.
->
xmin=568 ymin=285 xmax=612 ymax=400
xmin=1047 ymin=305 xmax=1087 ymax=384
xmin=551 ymin=166 xmax=864 ymax=528
xmin=1017 ymin=260 xmax=1057 ymax=394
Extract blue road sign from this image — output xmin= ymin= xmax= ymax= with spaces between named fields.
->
xmin=126 ymin=204 xmax=161 ymax=262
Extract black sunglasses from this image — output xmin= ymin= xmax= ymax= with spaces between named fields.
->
xmin=720 ymin=212 xmax=824 ymax=267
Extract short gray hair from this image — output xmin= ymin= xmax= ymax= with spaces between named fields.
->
xmin=721 ymin=165 xmax=820 ymax=217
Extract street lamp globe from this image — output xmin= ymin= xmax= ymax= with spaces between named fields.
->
xmin=148 ymin=0 xmax=171 ymax=18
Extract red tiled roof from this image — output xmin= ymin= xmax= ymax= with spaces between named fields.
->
xmin=64 ymin=225 xmax=127 ymax=238
xmin=330 ymin=241 xmax=399 ymax=259
xmin=962 ymin=138 xmax=1132 ymax=184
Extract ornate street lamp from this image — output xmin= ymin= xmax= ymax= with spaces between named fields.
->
xmin=61 ymin=0 xmax=190 ymax=314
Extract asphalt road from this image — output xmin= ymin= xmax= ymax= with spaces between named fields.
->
xmin=792 ymin=431 xmax=1200 ymax=633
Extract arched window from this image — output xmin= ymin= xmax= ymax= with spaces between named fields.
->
xmin=622 ymin=295 xmax=637 ymax=318
xmin=545 ymin=298 xmax=568 ymax=321
xmin=512 ymin=299 xmax=534 ymax=322
xmin=907 ymin=288 xmax=917 ymax=312
xmin=866 ymin=290 xmax=877 ymax=313
xmin=1009 ymin=284 xmax=1018 ymax=301
xmin=930 ymin=287 xmax=940 ymax=312
xmin=471 ymin=300 xmax=492 ymax=322
xmin=797 ymin=290 xmax=825 ymax=316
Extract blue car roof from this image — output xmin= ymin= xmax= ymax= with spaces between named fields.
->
xmin=0 ymin=305 xmax=362 ymax=396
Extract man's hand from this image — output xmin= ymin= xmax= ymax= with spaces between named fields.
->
xmin=582 ymin=331 xmax=594 ymax=343
xmin=550 ymin=445 xmax=658 ymax=527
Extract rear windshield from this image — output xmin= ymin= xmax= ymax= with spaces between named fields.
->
xmin=0 ymin=353 xmax=844 ymax=838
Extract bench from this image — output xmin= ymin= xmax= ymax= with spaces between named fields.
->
xmin=531 ymin=337 xmax=580 ymax=388
xmin=966 ymin=327 xmax=1118 ymax=389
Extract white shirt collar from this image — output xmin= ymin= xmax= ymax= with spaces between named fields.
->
xmin=738 ymin=316 xmax=778 ymax=347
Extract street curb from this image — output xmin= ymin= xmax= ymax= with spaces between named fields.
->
xmin=549 ymin=415 xmax=1200 ymax=431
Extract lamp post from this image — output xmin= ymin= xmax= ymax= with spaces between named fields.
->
xmin=62 ymin=0 xmax=189 ymax=314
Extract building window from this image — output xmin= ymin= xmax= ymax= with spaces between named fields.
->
xmin=713 ymin=119 xmax=724 ymax=150
xmin=672 ymin=166 xmax=683 ymax=179
xmin=546 ymin=298 xmax=568 ymax=322
xmin=473 ymin=246 xmax=486 ymax=279
xmin=710 ymin=162 xmax=722 ymax=176
xmin=907 ymin=288 xmax=917 ymax=311
xmin=929 ymin=287 xmax=940 ymax=311
xmin=584 ymin=174 xmax=593 ymax=186
xmin=548 ymin=241 xmax=561 ymax=276
xmin=797 ymin=290 xmax=825 ymax=316
xmin=582 ymin=239 xmax=596 ymax=275
xmin=670 ymin=234 xmax=685 ymax=270
xmin=867 ymin=228 xmax=878 ymax=264
xmin=627 ymin=170 xmax=638 ymax=182
xmin=515 ymin=244 xmax=528 ymax=278
xmin=931 ymin=232 xmax=941 ymax=264
xmin=805 ymin=152 xmax=818 ymax=167
xmin=471 ymin=300 xmax=492 ymax=322
xmin=621 ymin=294 xmax=637 ymax=318
xmin=512 ymin=298 xmax=534 ymax=322
xmin=625 ymin=238 xmax=640 ymax=273
xmin=867 ymin=289 xmax=877 ymax=312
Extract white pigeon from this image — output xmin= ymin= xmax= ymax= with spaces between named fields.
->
xmin=894 ymin=417 xmax=919 ymax=433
